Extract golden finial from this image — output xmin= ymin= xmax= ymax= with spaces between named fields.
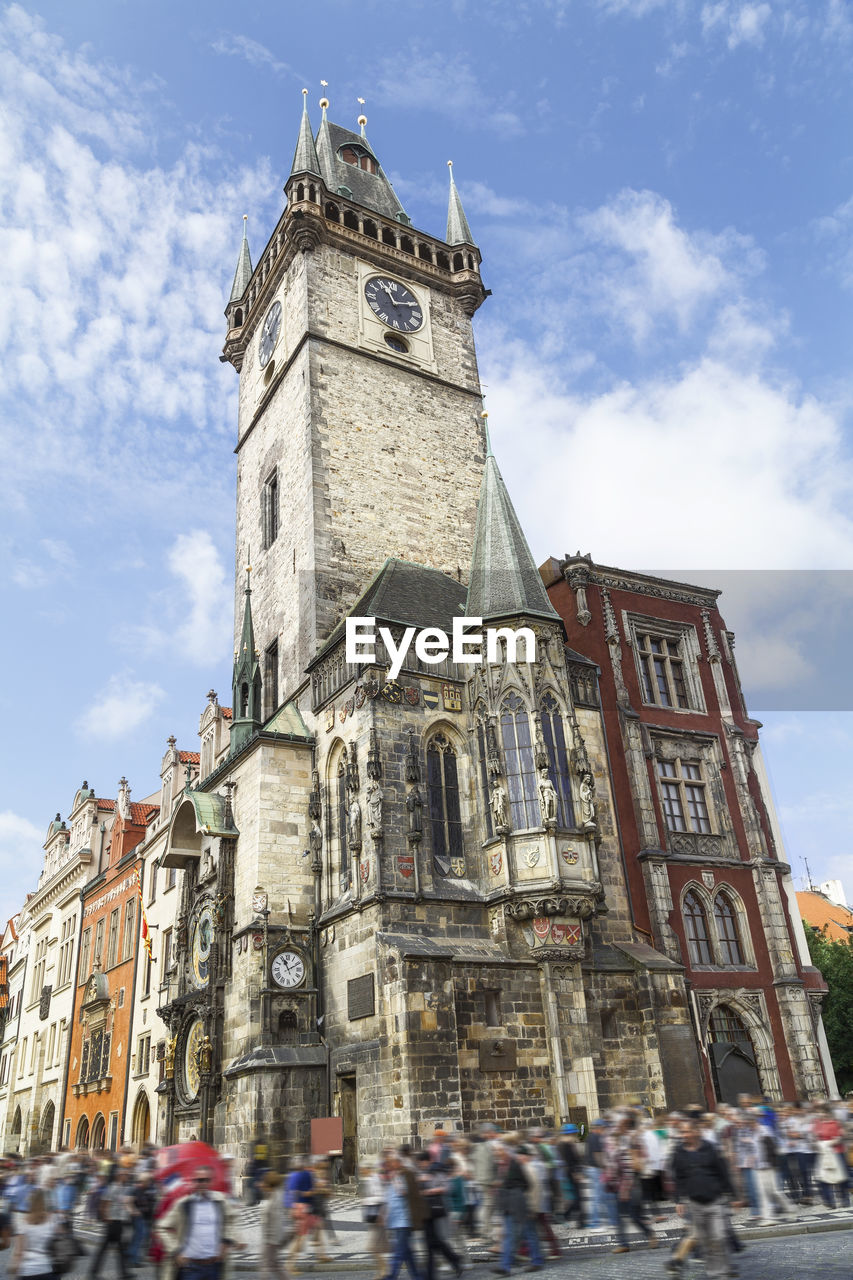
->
xmin=319 ymin=96 xmax=330 ymax=110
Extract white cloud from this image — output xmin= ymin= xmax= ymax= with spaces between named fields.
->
xmin=0 ymin=6 xmax=277 ymax=518
xmin=77 ymin=674 xmax=166 ymax=741
xmin=167 ymin=530 xmax=232 ymax=664
xmin=210 ymin=33 xmax=301 ymax=81
xmin=813 ymin=193 xmax=853 ymax=290
xmin=9 ymin=538 xmax=77 ymax=588
xmin=0 ymin=811 xmax=44 ymax=924
xmin=701 ymin=2 xmax=772 ymax=48
xmin=113 ymin=530 xmax=231 ymax=666
xmin=374 ymin=50 xmax=524 ymax=137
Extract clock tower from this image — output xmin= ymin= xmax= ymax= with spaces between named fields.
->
xmin=222 ymin=92 xmax=488 ymax=707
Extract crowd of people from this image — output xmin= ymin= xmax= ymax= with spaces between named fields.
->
xmin=0 ymin=1095 xmax=849 ymax=1280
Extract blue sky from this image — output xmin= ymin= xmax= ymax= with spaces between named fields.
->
xmin=2 ymin=0 xmax=852 ymax=924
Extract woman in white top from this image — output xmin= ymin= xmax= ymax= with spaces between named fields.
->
xmin=8 ymin=1188 xmax=55 ymax=1280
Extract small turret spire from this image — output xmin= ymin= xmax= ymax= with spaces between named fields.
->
xmin=446 ymin=160 xmax=475 ymax=246
xmin=228 ymin=215 xmax=253 ymax=304
xmin=290 ymin=88 xmax=321 ymax=178
xmin=466 ymin=427 xmax=559 ymax=624
xmin=231 ymin=549 xmax=263 ymax=752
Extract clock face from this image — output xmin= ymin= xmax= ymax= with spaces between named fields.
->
xmin=258 ymin=300 xmax=282 ymax=368
xmin=271 ymin=950 xmax=306 ymax=989
xmin=183 ymin=1018 xmax=203 ymax=1101
xmin=364 ymin=277 xmax=424 ymax=334
xmin=190 ymin=905 xmax=214 ymax=989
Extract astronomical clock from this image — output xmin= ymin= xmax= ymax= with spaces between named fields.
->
xmin=157 ymin=792 xmax=238 ymax=1143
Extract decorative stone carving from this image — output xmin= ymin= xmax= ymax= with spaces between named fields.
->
xmin=309 ymin=819 xmax=323 ymax=870
xmin=197 ymin=1035 xmax=214 ymax=1076
xmin=308 ymin=769 xmax=322 ymax=821
xmin=347 ymin=796 xmax=362 ymax=852
xmin=489 ymin=777 xmax=509 ymax=832
xmin=405 ymin=730 xmax=420 ymax=784
xmin=567 ymin=564 xmax=592 ymax=627
xmin=701 ymin=609 xmax=721 ymax=661
xmin=366 ymin=727 xmax=382 ymax=781
xmin=366 ymin=779 xmax=383 ymax=836
xmin=406 ymin=785 xmax=423 ymax=843
xmin=346 ymin=743 xmax=360 ymax=794
xmin=538 ymin=769 xmax=558 ymax=826
xmin=578 ymin=772 xmax=597 ymax=830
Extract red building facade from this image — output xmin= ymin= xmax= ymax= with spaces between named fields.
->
xmin=61 ymin=780 xmax=158 ymax=1150
xmin=543 ymin=556 xmax=834 ymax=1104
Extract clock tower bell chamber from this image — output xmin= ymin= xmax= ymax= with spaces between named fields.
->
xmin=222 ymin=94 xmax=489 ymax=701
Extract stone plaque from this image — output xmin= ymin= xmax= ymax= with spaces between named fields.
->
xmin=347 ymin=974 xmax=375 ymax=1021
xmin=479 ymin=1037 xmax=517 ymax=1071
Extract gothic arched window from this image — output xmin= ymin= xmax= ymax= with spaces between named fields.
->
xmin=683 ymin=890 xmax=712 ymax=965
xmin=714 ymin=894 xmax=744 ymax=965
xmin=427 ymin=734 xmax=463 ymax=875
xmin=540 ymin=693 xmax=575 ymax=827
xmin=475 ymin=713 xmax=494 ymax=841
xmin=500 ymin=693 xmax=538 ymax=830
xmin=336 ymin=760 xmax=349 ymax=886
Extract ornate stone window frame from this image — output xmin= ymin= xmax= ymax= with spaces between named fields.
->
xmin=679 ymin=880 xmax=757 ymax=970
xmin=697 ymin=988 xmax=782 ymax=1099
xmin=650 ymin=732 xmax=735 ymax=859
xmin=625 ymin=612 xmax=706 ymax=714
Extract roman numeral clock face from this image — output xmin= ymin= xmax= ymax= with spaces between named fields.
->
xmin=364 ymin=277 xmax=424 ymax=333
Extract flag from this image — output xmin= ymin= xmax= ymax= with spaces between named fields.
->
xmin=135 ymin=866 xmax=154 ymax=961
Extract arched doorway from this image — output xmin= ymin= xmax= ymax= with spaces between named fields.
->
xmin=708 ymin=1004 xmax=761 ymax=1102
xmin=75 ymin=1115 xmax=90 ymax=1150
xmin=38 ymin=1101 xmax=55 ymax=1153
xmin=131 ymin=1092 xmax=150 ymax=1147
xmin=90 ymin=1113 xmax=106 ymax=1151
xmin=10 ymin=1106 xmax=22 ymax=1152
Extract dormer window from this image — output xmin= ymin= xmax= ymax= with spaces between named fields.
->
xmin=339 ymin=144 xmax=377 ymax=174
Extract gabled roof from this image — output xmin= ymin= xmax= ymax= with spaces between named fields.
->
xmin=466 ymin=448 xmax=560 ymax=624
xmin=308 ymin=558 xmax=467 ymax=669
xmin=96 ymin=798 xmax=115 ymax=811
xmin=178 ymin=751 xmax=200 ymax=764
xmin=127 ymin=802 xmax=159 ymax=827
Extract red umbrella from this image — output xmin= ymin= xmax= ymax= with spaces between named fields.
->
xmin=149 ymin=1142 xmax=233 ymax=1263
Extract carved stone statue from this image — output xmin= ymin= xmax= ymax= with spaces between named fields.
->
xmin=197 ymin=1035 xmax=214 ymax=1076
xmin=174 ymin=915 xmax=188 ymax=959
xmin=366 ymin=778 xmax=383 ymax=835
xmin=579 ymin=773 xmax=597 ymax=829
xmin=347 ymin=796 xmax=362 ymax=850
xmin=538 ymin=770 xmax=558 ymax=824
xmin=164 ymin=1036 xmax=176 ymax=1079
xmin=406 ymin=785 xmax=423 ymax=838
xmin=309 ymin=818 xmax=323 ymax=859
xmin=490 ymin=777 xmax=509 ymax=830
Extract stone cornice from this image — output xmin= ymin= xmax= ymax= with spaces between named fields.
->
xmin=29 ymin=851 xmax=93 ymax=918
xmin=561 ymin=557 xmax=720 ymax=610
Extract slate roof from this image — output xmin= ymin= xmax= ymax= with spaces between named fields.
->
xmin=466 ymin=451 xmax=560 ymax=624
xmin=290 ymin=94 xmax=321 ymax=177
xmin=314 ymin=117 xmax=408 ymax=222
xmin=309 ymin=558 xmax=467 ymax=669
xmin=446 ymin=165 xmax=474 ymax=245
xmin=228 ymin=222 xmax=253 ymax=304
xmin=265 ymin=700 xmax=312 ymax=740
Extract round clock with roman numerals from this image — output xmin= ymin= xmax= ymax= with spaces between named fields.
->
xmin=258 ymin=300 xmax=282 ymax=368
xmin=364 ymin=276 xmax=423 ymax=334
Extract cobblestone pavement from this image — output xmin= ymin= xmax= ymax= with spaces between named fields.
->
xmin=6 ymin=1199 xmax=849 ymax=1279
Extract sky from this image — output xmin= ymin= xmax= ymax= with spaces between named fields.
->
xmin=1 ymin=0 xmax=852 ymax=924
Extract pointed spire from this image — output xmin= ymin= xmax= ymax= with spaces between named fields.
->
xmin=466 ymin=425 xmax=559 ymax=624
xmin=228 ymin=215 xmax=253 ymax=304
xmin=446 ymin=161 xmax=475 ymax=246
xmin=291 ymin=88 xmax=321 ymax=178
xmin=231 ymin=553 xmax=263 ymax=752
xmin=315 ymin=91 xmax=336 ymax=189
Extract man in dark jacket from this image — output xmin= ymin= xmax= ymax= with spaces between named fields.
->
xmin=670 ymin=1119 xmax=734 ymax=1279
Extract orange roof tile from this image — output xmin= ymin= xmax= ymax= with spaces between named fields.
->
xmin=222 ymin=707 xmax=232 ymax=720
xmin=797 ymin=890 xmax=853 ymax=943
xmin=129 ymin=802 xmax=159 ymax=826
xmin=178 ymin=751 xmax=200 ymax=764
xmin=96 ymin=798 xmax=115 ymax=810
